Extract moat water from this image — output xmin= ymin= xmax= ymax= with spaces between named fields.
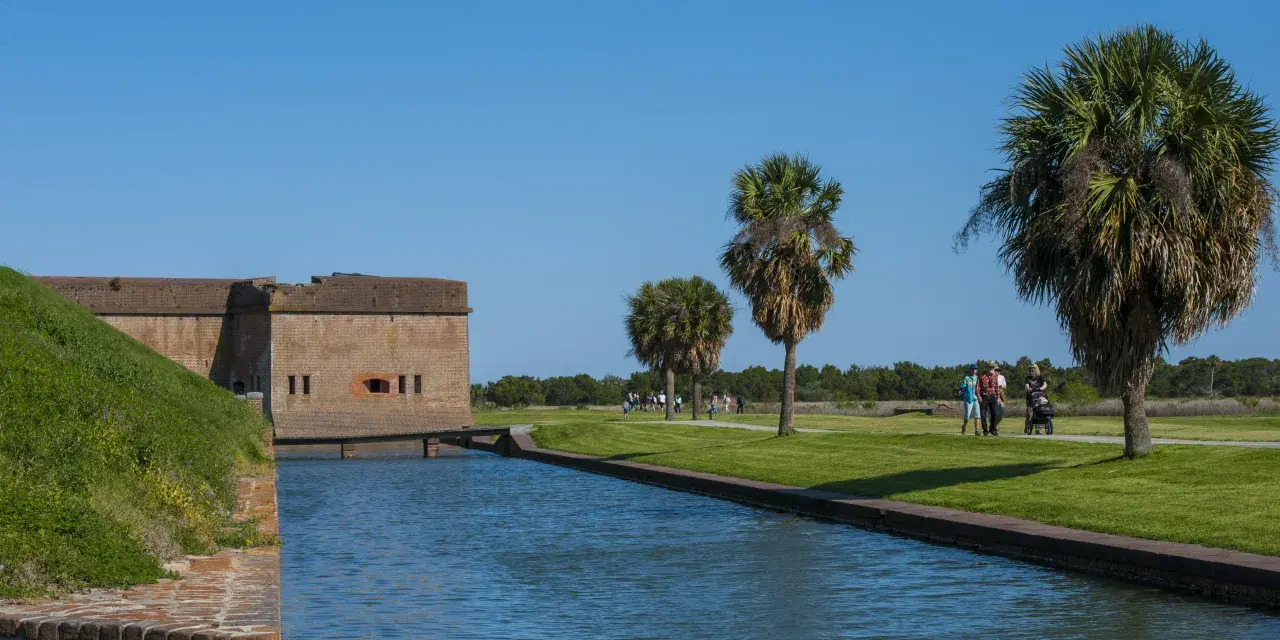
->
xmin=277 ymin=448 xmax=1280 ymax=639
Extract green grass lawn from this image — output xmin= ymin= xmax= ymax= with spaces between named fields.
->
xmin=477 ymin=407 xmax=1280 ymax=441
xmin=0 ymin=268 xmax=272 ymax=598
xmin=476 ymin=409 xmax=1280 ymax=556
xmin=693 ymin=411 xmax=1280 ymax=441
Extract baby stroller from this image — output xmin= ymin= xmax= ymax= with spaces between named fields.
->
xmin=1025 ymin=390 xmax=1054 ymax=435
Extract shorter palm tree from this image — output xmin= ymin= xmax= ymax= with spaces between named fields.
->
xmin=664 ymin=277 xmax=734 ymax=420
xmin=720 ymin=153 xmax=856 ymax=435
xmin=625 ymin=280 xmax=679 ymax=420
xmin=625 ymin=277 xmax=734 ymax=420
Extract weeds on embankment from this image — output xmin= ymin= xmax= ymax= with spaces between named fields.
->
xmin=0 ymin=267 xmax=271 ymax=599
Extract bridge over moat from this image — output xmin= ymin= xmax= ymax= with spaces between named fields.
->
xmin=273 ymin=426 xmax=514 ymax=458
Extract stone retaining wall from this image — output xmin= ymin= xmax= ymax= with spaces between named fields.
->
xmin=478 ymin=433 xmax=1280 ymax=609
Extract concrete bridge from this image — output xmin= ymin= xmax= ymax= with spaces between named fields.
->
xmin=274 ymin=426 xmax=512 ymax=458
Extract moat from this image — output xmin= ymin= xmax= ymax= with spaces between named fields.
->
xmin=277 ymin=448 xmax=1280 ymax=639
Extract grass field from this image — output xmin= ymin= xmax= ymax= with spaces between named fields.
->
xmin=475 ymin=409 xmax=1280 ymax=556
xmin=477 ymin=407 xmax=1280 ymax=441
xmin=0 ymin=268 xmax=272 ymax=598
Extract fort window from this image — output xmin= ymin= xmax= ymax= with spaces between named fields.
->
xmin=289 ymin=376 xmax=296 ymax=395
xmin=303 ymin=375 xmax=311 ymax=395
xmin=365 ymin=378 xmax=390 ymax=394
xmin=233 ymin=380 xmax=245 ymax=395
xmin=398 ymin=375 xmax=407 ymax=395
xmin=414 ymin=375 xmax=422 ymax=394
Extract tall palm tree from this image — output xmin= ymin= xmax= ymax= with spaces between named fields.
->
xmin=720 ymin=153 xmax=857 ymax=435
xmin=664 ymin=276 xmax=734 ymax=420
xmin=625 ymin=277 xmax=734 ymax=420
xmin=956 ymin=26 xmax=1278 ymax=457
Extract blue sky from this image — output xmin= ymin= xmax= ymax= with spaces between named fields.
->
xmin=2 ymin=1 xmax=1277 ymax=383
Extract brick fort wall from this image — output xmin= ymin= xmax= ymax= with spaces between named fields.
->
xmin=269 ymin=313 xmax=471 ymax=438
xmin=35 ymin=273 xmax=472 ymax=438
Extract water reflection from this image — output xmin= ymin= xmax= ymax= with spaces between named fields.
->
xmin=278 ymin=448 xmax=1280 ymax=639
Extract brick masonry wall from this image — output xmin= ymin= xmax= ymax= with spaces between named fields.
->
xmin=101 ymin=314 xmax=233 ymax=385
xmin=269 ymin=277 xmax=469 ymax=313
xmin=269 ymin=313 xmax=472 ymax=438
xmin=37 ymin=274 xmax=473 ymax=439
xmin=34 ymin=276 xmax=272 ymax=314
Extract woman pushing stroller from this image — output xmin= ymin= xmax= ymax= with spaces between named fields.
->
xmin=1024 ymin=365 xmax=1054 ymax=435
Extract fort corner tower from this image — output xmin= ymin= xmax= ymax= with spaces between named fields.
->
xmin=36 ymin=273 xmax=473 ymax=439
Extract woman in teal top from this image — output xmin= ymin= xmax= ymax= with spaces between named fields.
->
xmin=961 ymin=365 xmax=981 ymax=435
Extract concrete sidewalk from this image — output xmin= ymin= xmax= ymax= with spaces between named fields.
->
xmin=634 ymin=419 xmax=1280 ymax=448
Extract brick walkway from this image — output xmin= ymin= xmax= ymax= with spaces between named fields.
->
xmin=0 ymin=476 xmax=280 ymax=640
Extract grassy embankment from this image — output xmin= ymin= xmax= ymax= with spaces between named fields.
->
xmin=475 ymin=409 xmax=1280 ymax=556
xmin=0 ymin=267 xmax=272 ymax=599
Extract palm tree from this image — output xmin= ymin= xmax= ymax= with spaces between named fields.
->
xmin=625 ymin=277 xmax=734 ymax=420
xmin=1205 ymin=355 xmax=1222 ymax=397
xmin=664 ymin=276 xmax=734 ymax=420
xmin=956 ymin=26 xmax=1278 ymax=457
xmin=720 ymin=153 xmax=857 ymax=435
xmin=625 ymin=280 xmax=677 ymax=420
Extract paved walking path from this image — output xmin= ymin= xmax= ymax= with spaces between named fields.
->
xmin=637 ymin=419 xmax=836 ymax=434
xmin=634 ymin=420 xmax=1280 ymax=448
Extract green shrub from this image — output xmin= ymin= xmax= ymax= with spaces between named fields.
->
xmin=0 ymin=267 xmax=269 ymax=597
xmin=1057 ymin=380 xmax=1102 ymax=405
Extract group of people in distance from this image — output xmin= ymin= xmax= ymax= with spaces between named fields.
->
xmin=621 ymin=390 xmax=744 ymax=419
xmin=623 ymin=391 xmax=678 ymax=418
xmin=707 ymin=392 xmax=744 ymax=418
xmin=958 ymin=361 xmax=1051 ymax=436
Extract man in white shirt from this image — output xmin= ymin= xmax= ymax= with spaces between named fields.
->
xmin=658 ymin=392 xmax=666 ymax=409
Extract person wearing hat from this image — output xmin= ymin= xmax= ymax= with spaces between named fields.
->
xmin=978 ymin=361 xmax=1004 ymax=436
xmin=960 ymin=365 xmax=981 ymax=435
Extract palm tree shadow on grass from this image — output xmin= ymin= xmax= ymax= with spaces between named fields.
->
xmin=808 ymin=462 xmax=1056 ymax=498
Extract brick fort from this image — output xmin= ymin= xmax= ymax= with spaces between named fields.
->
xmin=37 ymin=273 xmax=473 ymax=440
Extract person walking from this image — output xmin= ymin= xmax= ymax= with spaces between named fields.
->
xmin=710 ymin=394 xmax=719 ymax=419
xmin=675 ymin=395 xmax=683 ymax=414
xmin=736 ymin=394 xmax=745 ymax=414
xmin=960 ymin=365 xmax=980 ymax=435
xmin=723 ymin=393 xmax=732 ymax=415
xmin=978 ymin=362 xmax=1003 ymax=436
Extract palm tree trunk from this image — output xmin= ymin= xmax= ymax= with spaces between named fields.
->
xmin=664 ymin=365 xmax=676 ymax=421
xmin=779 ymin=340 xmax=797 ymax=436
xmin=692 ymin=375 xmax=702 ymax=420
xmin=1121 ymin=363 xmax=1155 ymax=458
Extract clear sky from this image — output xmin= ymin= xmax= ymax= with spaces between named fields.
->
xmin=2 ymin=1 xmax=1277 ymax=383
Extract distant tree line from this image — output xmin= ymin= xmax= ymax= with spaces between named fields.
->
xmin=472 ymin=356 xmax=1280 ymax=408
